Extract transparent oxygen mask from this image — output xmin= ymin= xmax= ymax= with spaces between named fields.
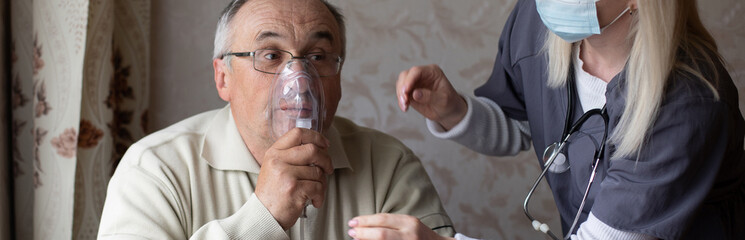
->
xmin=269 ymin=59 xmax=326 ymax=140
xmin=268 ymin=59 xmax=325 ymax=238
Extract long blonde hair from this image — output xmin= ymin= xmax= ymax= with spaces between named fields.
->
xmin=543 ymin=0 xmax=723 ymax=158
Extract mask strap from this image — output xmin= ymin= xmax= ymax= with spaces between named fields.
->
xmin=600 ymin=7 xmax=631 ymax=32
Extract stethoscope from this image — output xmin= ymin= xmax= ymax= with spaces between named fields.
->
xmin=523 ymin=77 xmax=609 ymax=240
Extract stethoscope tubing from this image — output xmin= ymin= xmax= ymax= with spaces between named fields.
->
xmin=523 ymin=139 xmax=567 ymax=240
xmin=523 ymin=77 xmax=609 ymax=240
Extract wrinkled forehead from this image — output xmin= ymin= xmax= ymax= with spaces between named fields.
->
xmin=231 ymin=0 xmax=340 ymax=51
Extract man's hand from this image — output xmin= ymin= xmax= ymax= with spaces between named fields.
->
xmin=255 ymin=128 xmax=333 ymax=230
xmin=348 ymin=213 xmax=454 ymax=240
xmin=396 ymin=64 xmax=467 ymax=131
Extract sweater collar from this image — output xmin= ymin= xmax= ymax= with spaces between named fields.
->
xmin=200 ymin=105 xmax=351 ymax=173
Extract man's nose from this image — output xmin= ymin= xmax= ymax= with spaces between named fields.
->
xmin=287 ymin=59 xmax=307 ymax=72
xmin=294 ymin=76 xmax=311 ymax=93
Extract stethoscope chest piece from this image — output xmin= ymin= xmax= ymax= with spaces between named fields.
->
xmin=543 ymin=142 xmax=571 ymax=174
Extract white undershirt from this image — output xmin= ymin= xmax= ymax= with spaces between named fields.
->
xmin=574 ymin=43 xmax=609 ymax=112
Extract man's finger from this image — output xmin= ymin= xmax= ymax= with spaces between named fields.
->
xmin=272 ymin=128 xmax=329 ymax=150
xmin=279 ymin=144 xmax=333 ymax=174
xmin=297 ymin=180 xmax=326 ymax=209
xmin=284 ymin=164 xmax=328 ymax=183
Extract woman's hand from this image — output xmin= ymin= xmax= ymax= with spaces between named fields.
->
xmin=348 ymin=213 xmax=455 ymax=240
xmin=396 ymin=65 xmax=467 ymax=131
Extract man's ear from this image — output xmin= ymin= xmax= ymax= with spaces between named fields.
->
xmin=214 ymin=58 xmax=231 ymax=102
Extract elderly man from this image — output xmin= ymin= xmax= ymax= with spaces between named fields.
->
xmin=97 ymin=0 xmax=454 ymax=239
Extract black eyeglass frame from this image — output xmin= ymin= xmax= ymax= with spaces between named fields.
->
xmin=221 ymin=49 xmax=344 ymax=77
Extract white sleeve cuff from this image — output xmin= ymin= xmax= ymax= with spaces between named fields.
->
xmin=426 ymin=93 xmax=475 ymax=139
xmin=454 ymin=233 xmax=482 ymax=240
xmin=571 ymin=213 xmax=656 ymax=240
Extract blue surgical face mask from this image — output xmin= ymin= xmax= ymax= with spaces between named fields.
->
xmin=536 ymin=0 xmax=630 ymax=43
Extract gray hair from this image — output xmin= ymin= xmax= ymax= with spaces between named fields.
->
xmin=213 ymin=0 xmax=347 ymax=61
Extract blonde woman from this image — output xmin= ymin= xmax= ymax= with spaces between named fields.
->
xmin=348 ymin=0 xmax=744 ymax=239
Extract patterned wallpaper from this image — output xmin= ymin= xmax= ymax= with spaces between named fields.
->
xmin=150 ymin=0 xmax=745 ymax=239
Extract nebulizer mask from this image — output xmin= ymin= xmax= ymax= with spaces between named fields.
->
xmin=269 ymin=58 xmax=326 ymax=140
xmin=268 ymin=59 xmax=325 ymax=236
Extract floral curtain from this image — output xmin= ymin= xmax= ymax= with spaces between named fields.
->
xmin=3 ymin=0 xmax=150 ymax=239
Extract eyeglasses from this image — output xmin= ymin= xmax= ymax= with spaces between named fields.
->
xmin=523 ymin=106 xmax=608 ymax=240
xmin=222 ymin=49 xmax=343 ymax=77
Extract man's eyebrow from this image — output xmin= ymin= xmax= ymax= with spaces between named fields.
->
xmin=311 ymin=31 xmax=333 ymax=43
xmin=255 ymin=31 xmax=283 ymax=42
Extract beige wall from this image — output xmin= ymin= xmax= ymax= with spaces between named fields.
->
xmin=150 ymin=0 xmax=745 ymax=239
xmin=150 ymin=0 xmax=230 ymax=129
